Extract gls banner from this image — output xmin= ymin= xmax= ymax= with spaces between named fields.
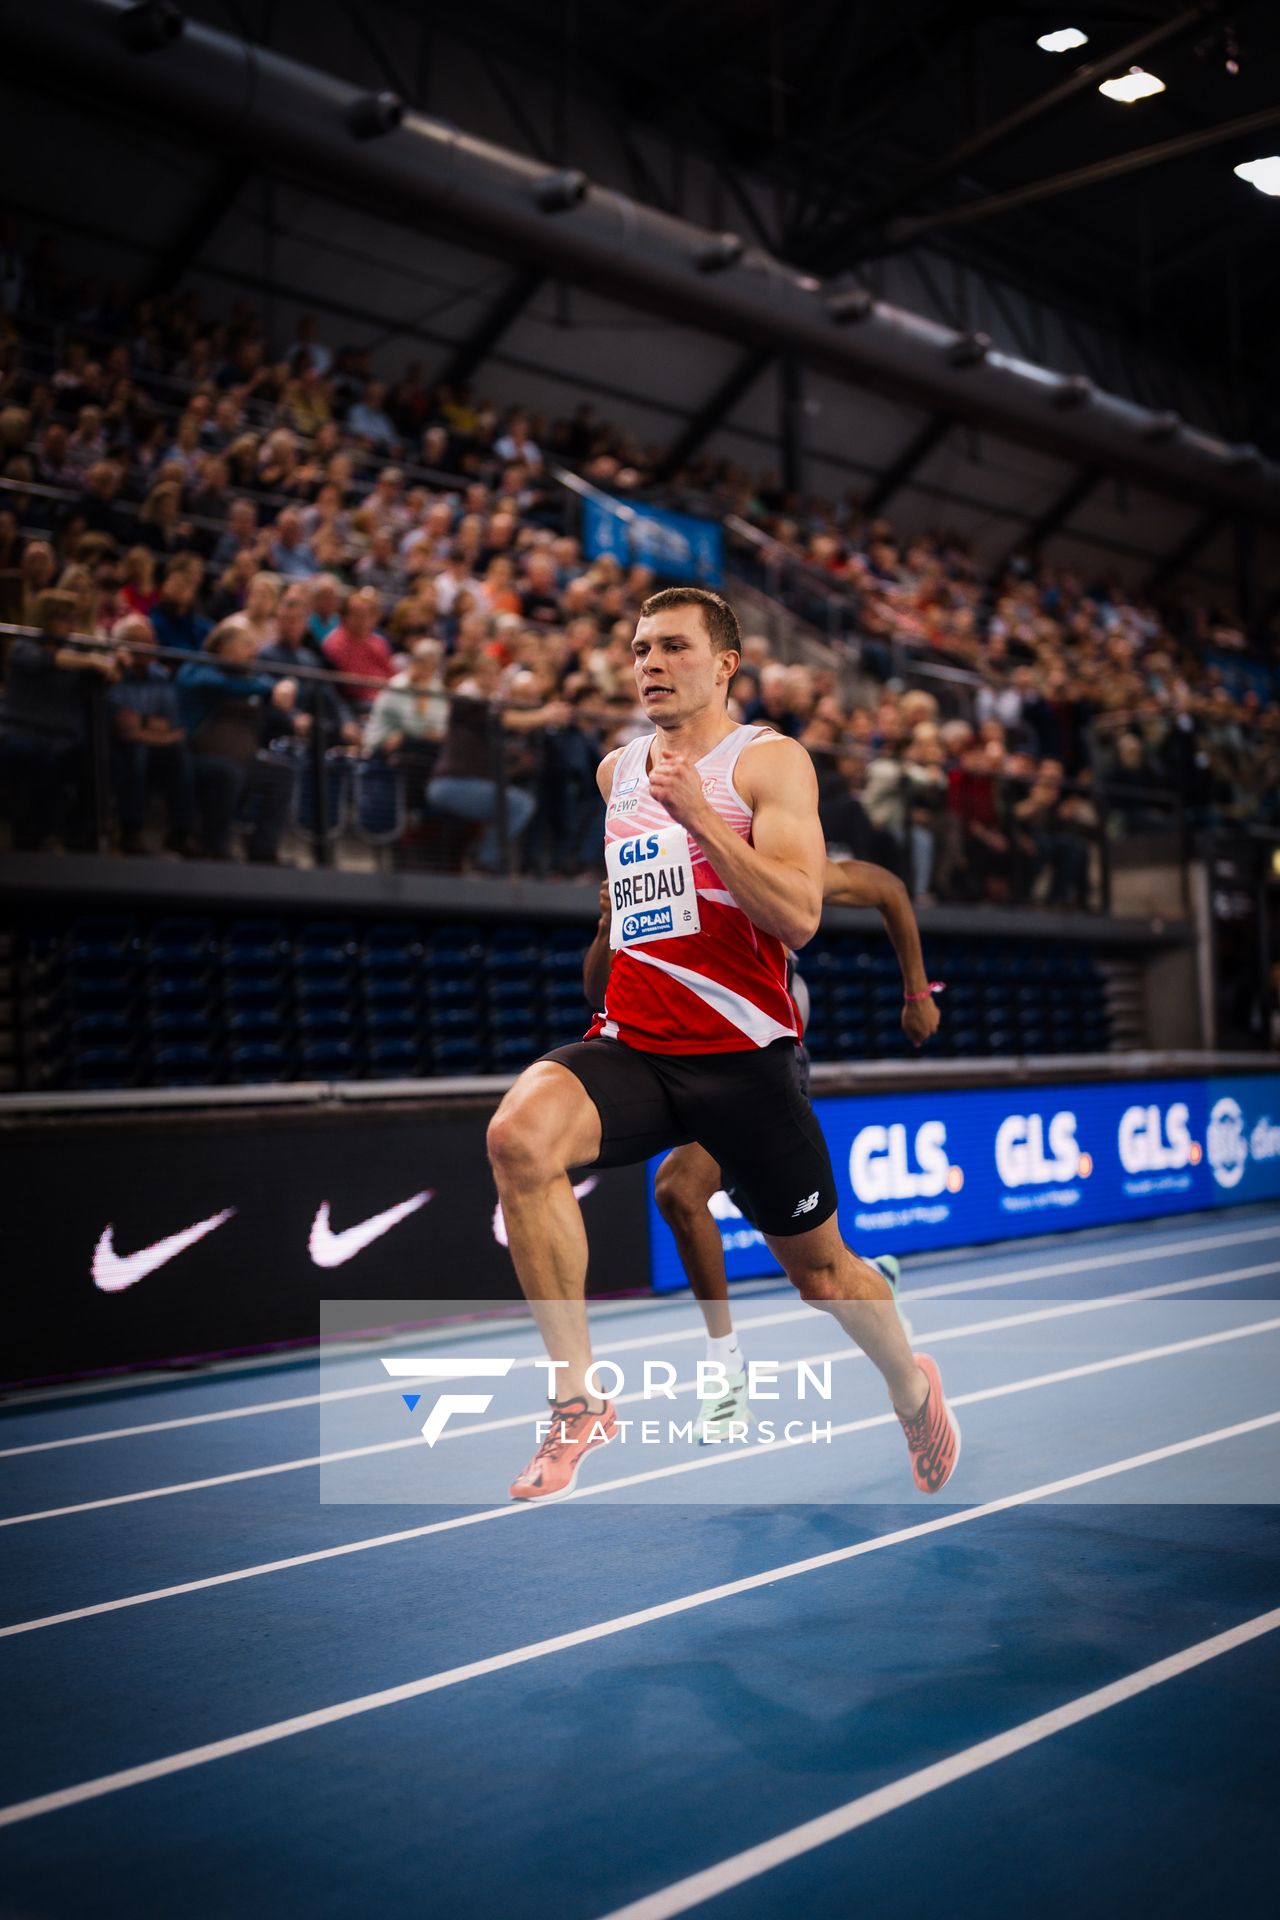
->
xmin=580 ymin=495 xmax=724 ymax=586
xmin=648 ymin=1071 xmax=1280 ymax=1288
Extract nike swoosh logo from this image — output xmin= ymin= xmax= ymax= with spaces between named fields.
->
xmin=492 ymin=1176 xmax=597 ymax=1249
xmin=92 ymin=1210 xmax=237 ymax=1293
xmin=308 ymin=1191 xmax=433 ymax=1269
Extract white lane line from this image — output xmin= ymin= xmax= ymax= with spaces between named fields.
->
xmin=4 ymin=1255 xmax=1275 ymax=1530
xmin=0 ymin=1410 xmax=1273 ymax=1831
xmin=3 ymin=1261 xmax=1275 ymax=1528
xmin=594 ymin=1603 xmax=1280 ymax=1920
xmin=4 ymin=1222 xmax=1277 ymax=1461
xmin=4 ymin=1315 xmax=1278 ymax=1637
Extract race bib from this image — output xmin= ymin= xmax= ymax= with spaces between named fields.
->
xmin=606 ymin=824 xmax=702 ymax=949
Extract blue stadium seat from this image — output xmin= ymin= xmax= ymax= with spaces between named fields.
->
xmin=365 ymin=1003 xmax=418 ymax=1036
xmin=299 ymin=1039 xmax=358 ymax=1079
xmin=149 ymin=918 xmax=216 ymax=963
xmin=150 ymin=1043 xmax=218 ymax=1086
xmin=68 ymin=1044 xmax=137 ymax=1089
xmin=225 ymin=1005 xmax=285 ymax=1037
xmin=431 ymin=1037 xmax=483 ymax=1074
xmin=351 ymin=760 xmax=405 ymax=845
xmin=428 ymin=924 xmax=485 ymax=971
xmin=69 ymin=917 xmax=139 ymax=962
xmin=367 ymin=1038 xmax=421 ymax=1078
xmin=223 ymin=920 xmax=290 ymax=966
xmin=297 ymin=921 xmax=359 ymax=965
xmin=490 ymin=1035 xmax=540 ymax=1068
xmin=227 ymin=1042 xmax=291 ymax=1084
xmin=223 ymin=969 xmax=288 ymax=1006
xmin=363 ymin=923 xmax=426 ymax=969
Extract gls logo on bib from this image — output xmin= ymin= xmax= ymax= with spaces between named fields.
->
xmin=849 ymin=1122 xmax=963 ymax=1204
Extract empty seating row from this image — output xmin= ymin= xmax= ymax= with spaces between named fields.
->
xmin=10 ymin=915 xmax=1121 ymax=1090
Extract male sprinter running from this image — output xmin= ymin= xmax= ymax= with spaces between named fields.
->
xmin=582 ymin=861 xmax=939 ymax=1438
xmin=487 ymin=586 xmax=959 ymax=1499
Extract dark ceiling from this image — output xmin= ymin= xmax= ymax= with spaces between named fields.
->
xmin=402 ymin=0 xmax=1280 ymax=451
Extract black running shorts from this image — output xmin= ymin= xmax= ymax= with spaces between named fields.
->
xmin=544 ymin=1036 xmax=838 ymax=1238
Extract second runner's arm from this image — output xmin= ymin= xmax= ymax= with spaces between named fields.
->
xmin=824 ymin=857 xmax=941 ymax=1048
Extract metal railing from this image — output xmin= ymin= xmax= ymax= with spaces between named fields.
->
xmin=0 ymin=624 xmax=597 ymax=875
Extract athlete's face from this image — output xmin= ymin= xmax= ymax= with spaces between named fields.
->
xmin=630 ymin=606 xmax=737 ymax=726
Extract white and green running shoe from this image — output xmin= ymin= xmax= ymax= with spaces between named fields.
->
xmin=697 ymin=1369 xmax=750 ymax=1443
xmin=871 ymin=1254 xmax=914 ymax=1342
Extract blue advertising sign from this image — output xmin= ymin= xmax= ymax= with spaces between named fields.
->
xmin=648 ymin=1073 xmax=1279 ymax=1291
xmin=581 ymin=495 xmax=724 ymax=586
xmin=1204 ymin=1075 xmax=1280 ymax=1206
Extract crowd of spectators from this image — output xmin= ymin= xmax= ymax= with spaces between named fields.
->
xmin=0 ymin=233 xmax=1275 ymax=903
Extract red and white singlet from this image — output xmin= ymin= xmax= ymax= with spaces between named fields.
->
xmin=587 ymin=724 xmax=801 ymax=1054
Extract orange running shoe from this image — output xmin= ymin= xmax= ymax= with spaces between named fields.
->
xmin=509 ymin=1397 xmax=618 ymax=1501
xmin=897 ymin=1354 xmax=961 ymax=1494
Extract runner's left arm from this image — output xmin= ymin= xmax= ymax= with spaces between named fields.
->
xmin=648 ymin=736 xmax=825 ymax=950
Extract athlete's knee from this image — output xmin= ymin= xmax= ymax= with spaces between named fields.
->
xmin=487 ymin=1064 xmax=596 ymax=1187
xmin=787 ymin=1257 xmax=844 ymax=1303
xmin=654 ymin=1150 xmax=714 ymax=1227
xmin=487 ymin=1085 xmax=560 ymax=1187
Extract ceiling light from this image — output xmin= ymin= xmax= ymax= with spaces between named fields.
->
xmin=1098 ymin=67 xmax=1166 ymax=103
xmin=1036 ymin=28 xmax=1088 ymax=54
xmin=1234 ymin=156 xmax=1280 ymax=197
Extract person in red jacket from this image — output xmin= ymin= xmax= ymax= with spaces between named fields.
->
xmin=320 ymin=586 xmax=394 ymax=710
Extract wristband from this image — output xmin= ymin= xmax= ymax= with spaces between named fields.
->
xmin=903 ymin=982 xmax=945 ymax=1003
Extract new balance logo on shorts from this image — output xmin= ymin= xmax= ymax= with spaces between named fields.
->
xmin=791 ymin=1190 xmax=819 ymax=1218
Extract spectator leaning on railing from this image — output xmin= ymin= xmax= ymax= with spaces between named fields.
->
xmin=107 ymin=613 xmax=199 ymax=857
xmin=0 ymin=587 xmax=117 ymax=847
xmin=174 ymin=620 xmax=298 ymax=863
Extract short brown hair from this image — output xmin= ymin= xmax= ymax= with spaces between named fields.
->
xmin=640 ymin=586 xmax=740 ymax=655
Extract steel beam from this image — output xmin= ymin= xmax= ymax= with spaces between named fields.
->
xmin=818 ymin=3 xmax=1213 ymax=259
xmin=896 ymin=103 xmax=1280 ymax=241
xmin=1004 ymin=466 xmax=1103 ymax=564
xmin=1145 ymin=510 xmax=1228 ymax=594
xmin=10 ymin=0 xmax=1280 ymax=529
xmin=656 ymin=350 xmax=773 ymax=482
xmin=144 ymin=160 xmax=252 ymax=297
xmin=862 ymin=413 xmax=954 ymax=516
xmin=437 ymin=268 xmax=544 ymax=388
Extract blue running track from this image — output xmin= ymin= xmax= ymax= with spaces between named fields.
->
xmin=1 ymin=1204 xmax=1278 ymax=1919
